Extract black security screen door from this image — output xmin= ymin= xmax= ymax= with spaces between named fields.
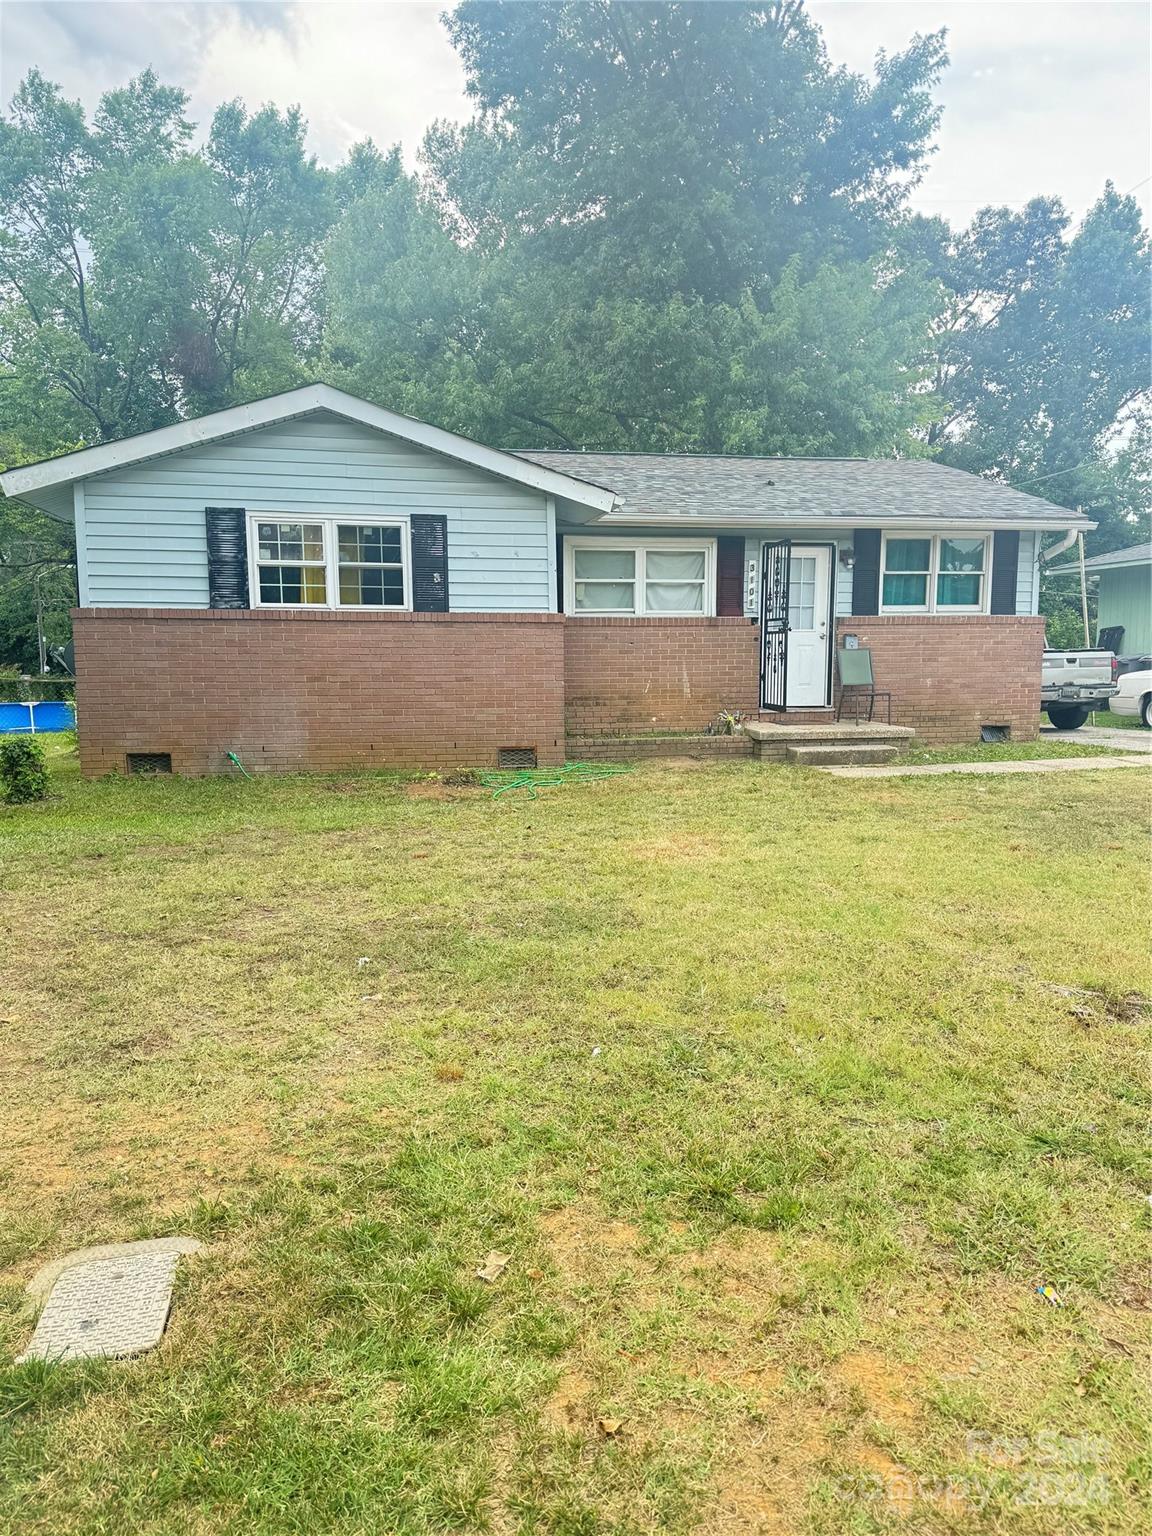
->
xmin=760 ymin=538 xmax=791 ymax=711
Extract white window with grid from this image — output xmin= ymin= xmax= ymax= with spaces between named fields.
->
xmin=248 ymin=516 xmax=411 ymax=610
xmin=788 ymin=553 xmax=819 ymax=629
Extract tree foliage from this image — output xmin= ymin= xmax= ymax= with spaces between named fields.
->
xmin=0 ymin=68 xmax=343 ymax=447
xmin=1 ymin=3 xmax=1148 ymax=666
xmin=330 ymin=0 xmax=949 ymax=453
xmin=436 ymin=1 xmax=946 ymax=283
xmin=911 ymin=187 xmax=1150 ymax=540
xmin=0 ymin=71 xmax=375 ymax=664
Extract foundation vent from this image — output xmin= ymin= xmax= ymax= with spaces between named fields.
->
xmin=498 ymin=746 xmax=537 ymax=770
xmin=980 ymin=725 xmax=1010 ymax=744
xmin=126 ymin=752 xmax=173 ymax=775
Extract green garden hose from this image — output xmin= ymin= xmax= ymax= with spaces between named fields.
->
xmin=477 ymin=760 xmax=632 ymax=799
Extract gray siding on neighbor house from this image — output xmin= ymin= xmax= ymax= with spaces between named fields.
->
xmin=78 ymin=412 xmax=552 ymax=610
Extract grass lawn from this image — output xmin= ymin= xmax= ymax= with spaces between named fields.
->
xmin=1090 ymin=712 xmax=1148 ymax=730
xmin=901 ymin=740 xmax=1119 ymax=767
xmin=1 ymin=742 xmax=1149 ymax=1535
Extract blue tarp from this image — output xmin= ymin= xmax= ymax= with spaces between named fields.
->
xmin=0 ymin=700 xmax=76 ymax=733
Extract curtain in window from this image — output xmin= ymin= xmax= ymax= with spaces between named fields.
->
xmin=644 ymin=549 xmax=705 ymax=612
xmin=937 ymin=538 xmax=985 ymax=607
xmin=882 ymin=538 xmax=930 ymax=607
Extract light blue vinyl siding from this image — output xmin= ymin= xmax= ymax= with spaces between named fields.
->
xmin=743 ymin=531 xmax=1040 ymax=618
xmin=1016 ymin=531 xmax=1040 ymax=615
xmin=562 ymin=529 xmax=1037 ymax=619
xmin=79 ymin=412 xmax=552 ymax=610
xmin=560 ymin=527 xmax=850 ymax=617
xmin=741 ymin=533 xmax=850 ymax=618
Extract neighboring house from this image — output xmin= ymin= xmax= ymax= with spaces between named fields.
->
xmin=1054 ymin=542 xmax=1151 ymax=660
xmin=0 ymin=385 xmax=1092 ymax=775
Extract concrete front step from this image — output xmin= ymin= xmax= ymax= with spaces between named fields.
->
xmin=743 ymin=720 xmax=915 ymax=744
xmin=742 ymin=719 xmax=915 ymax=762
xmin=786 ymin=743 xmax=901 ymax=767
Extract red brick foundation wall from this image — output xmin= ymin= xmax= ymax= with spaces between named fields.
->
xmin=563 ymin=617 xmax=761 ymax=736
xmin=835 ymin=615 xmax=1045 ymax=744
xmin=71 ymin=607 xmax=1045 ymax=774
xmin=72 ymin=608 xmax=566 ymax=776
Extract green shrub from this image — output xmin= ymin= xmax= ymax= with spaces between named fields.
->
xmin=0 ymin=737 xmax=49 ymax=804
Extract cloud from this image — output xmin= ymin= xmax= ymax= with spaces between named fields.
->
xmin=190 ymin=2 xmax=468 ymax=163
xmin=2 ymin=0 xmax=1147 ymax=225
xmin=809 ymin=1 xmax=1150 ymax=225
xmin=1 ymin=1 xmax=467 ymax=164
xmin=1 ymin=2 xmax=301 ymax=91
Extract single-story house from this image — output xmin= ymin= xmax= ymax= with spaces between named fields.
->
xmin=1051 ymin=541 xmax=1151 ymax=661
xmin=0 ymin=384 xmax=1093 ymax=775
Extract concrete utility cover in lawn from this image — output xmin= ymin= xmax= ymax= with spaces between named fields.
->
xmin=18 ymin=1238 xmax=202 ymax=1363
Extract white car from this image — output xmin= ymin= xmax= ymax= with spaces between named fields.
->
xmin=1109 ymin=668 xmax=1152 ymax=727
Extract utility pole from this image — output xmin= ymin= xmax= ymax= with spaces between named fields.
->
xmin=1076 ymin=521 xmax=1091 ymax=647
xmin=34 ymin=567 xmax=49 ymax=674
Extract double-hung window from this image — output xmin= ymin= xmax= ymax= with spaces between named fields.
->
xmin=881 ymin=534 xmax=988 ymax=614
xmin=934 ymin=536 xmax=987 ymax=609
xmin=250 ymin=516 xmax=410 ymax=609
xmin=566 ymin=538 xmax=714 ymax=615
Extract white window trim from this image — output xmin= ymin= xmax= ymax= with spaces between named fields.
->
xmin=564 ymin=536 xmax=716 ymax=617
xmin=247 ymin=512 xmax=413 ymax=611
xmin=880 ymin=532 xmax=990 ymax=615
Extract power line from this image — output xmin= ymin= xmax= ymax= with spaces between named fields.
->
xmin=1011 ymin=462 xmax=1093 ymax=491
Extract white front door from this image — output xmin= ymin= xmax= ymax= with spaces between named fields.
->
xmin=785 ymin=545 xmax=832 ymax=706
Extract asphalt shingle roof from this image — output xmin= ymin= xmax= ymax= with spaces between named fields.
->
xmin=517 ymin=451 xmax=1090 ymax=527
xmin=1078 ymin=541 xmax=1152 ymax=572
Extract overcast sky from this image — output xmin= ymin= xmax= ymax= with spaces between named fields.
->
xmin=1 ymin=0 xmax=1148 ymax=230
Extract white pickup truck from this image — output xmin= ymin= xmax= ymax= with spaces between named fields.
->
xmin=1041 ymin=649 xmax=1119 ymax=729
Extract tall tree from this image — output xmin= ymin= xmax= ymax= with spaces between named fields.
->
xmin=913 ymin=185 xmax=1151 ymax=548
xmin=0 ymin=70 xmax=339 ymax=452
xmin=329 ymin=0 xmax=948 ymax=452
xmin=1 ymin=69 xmax=208 ymax=446
xmin=0 ymin=70 xmax=365 ymax=668
xmin=434 ymin=0 xmax=946 ymax=291
xmin=327 ymin=177 xmax=943 ymax=454
xmin=184 ymin=100 xmax=334 ymax=411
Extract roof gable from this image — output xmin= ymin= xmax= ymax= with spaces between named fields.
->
xmin=0 ymin=385 xmax=617 ymax=516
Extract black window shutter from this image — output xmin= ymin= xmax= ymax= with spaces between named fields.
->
xmin=556 ymin=531 xmax=565 ymax=613
xmin=716 ymin=536 xmax=745 ymax=615
xmin=852 ymin=529 xmax=882 ymax=615
xmin=990 ymin=530 xmax=1020 ymax=615
xmin=205 ymin=507 xmax=249 ymax=609
xmin=411 ymin=514 xmax=449 ymax=612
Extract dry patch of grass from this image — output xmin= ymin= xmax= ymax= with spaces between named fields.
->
xmin=529 ymin=1194 xmax=1149 ymax=1532
xmin=6 ymin=1097 xmax=290 ymax=1208
xmin=0 ymin=751 xmax=1148 ymax=1534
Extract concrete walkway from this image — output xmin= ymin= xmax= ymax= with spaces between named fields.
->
xmin=1040 ymin=725 xmax=1150 ymax=753
xmin=823 ymin=754 xmax=1149 ymax=779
